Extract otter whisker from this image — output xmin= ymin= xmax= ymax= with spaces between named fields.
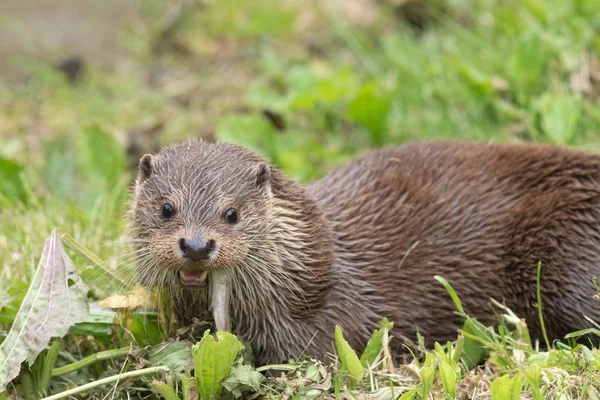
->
xmin=101 ymin=239 xmax=152 ymax=247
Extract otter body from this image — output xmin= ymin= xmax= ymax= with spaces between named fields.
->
xmin=130 ymin=140 xmax=600 ymax=365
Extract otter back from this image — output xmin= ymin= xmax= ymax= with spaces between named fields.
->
xmin=308 ymin=141 xmax=600 ymax=347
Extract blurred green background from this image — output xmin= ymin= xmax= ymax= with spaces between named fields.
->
xmin=0 ymin=0 xmax=599 ymax=296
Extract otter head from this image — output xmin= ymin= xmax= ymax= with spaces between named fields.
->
xmin=129 ymin=141 xmax=272 ymax=330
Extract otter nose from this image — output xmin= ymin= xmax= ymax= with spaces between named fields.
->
xmin=179 ymin=237 xmax=215 ymax=261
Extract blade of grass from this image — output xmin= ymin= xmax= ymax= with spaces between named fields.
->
xmin=536 ymin=262 xmax=551 ymax=349
xmin=435 ymin=276 xmax=466 ymax=315
xmin=41 ymin=366 xmax=169 ymax=400
xmin=61 ymin=233 xmax=127 ymax=287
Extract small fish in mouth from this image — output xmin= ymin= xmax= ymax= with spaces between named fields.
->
xmin=178 ymin=270 xmax=209 ymax=287
xmin=176 ymin=270 xmax=230 ymax=332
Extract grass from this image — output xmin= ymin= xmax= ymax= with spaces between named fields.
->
xmin=1 ymin=0 xmax=600 ymax=398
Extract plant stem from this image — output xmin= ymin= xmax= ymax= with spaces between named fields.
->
xmin=181 ymin=374 xmax=197 ymax=400
xmin=40 ymin=340 xmax=62 ymax=392
xmin=41 ymin=366 xmax=169 ymax=400
xmin=18 ymin=369 xmax=37 ymax=400
xmin=256 ymin=363 xmax=301 ymax=372
xmin=536 ymin=262 xmax=551 ymax=349
xmin=57 ymin=351 xmax=78 ymax=363
xmin=381 ymin=327 xmax=396 ymax=374
xmin=51 ymin=346 xmax=130 ymax=377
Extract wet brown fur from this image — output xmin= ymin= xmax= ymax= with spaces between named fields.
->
xmin=129 ymin=140 xmax=600 ymax=365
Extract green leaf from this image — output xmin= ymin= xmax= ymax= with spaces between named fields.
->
xmin=0 ymin=157 xmax=27 ymax=204
xmin=522 ymin=0 xmax=548 ymax=24
xmin=525 ymin=364 xmax=543 ymax=400
xmin=398 ymin=389 xmax=416 ymax=400
xmin=460 ymin=319 xmax=489 ymax=369
xmin=317 ymin=68 xmax=360 ymax=105
xmin=215 ymin=114 xmax=278 ymax=160
xmin=565 ymin=328 xmax=600 ymax=339
xmin=0 ymin=281 xmax=29 ymax=325
xmin=454 ymin=62 xmax=494 ymax=97
xmin=77 ymin=125 xmax=126 ymax=207
xmin=43 ymin=135 xmax=79 ymax=202
xmin=434 ymin=342 xmax=448 ymax=362
xmin=360 ymin=318 xmax=394 ymax=368
xmin=78 ymin=125 xmax=126 ymax=185
xmin=147 ymin=342 xmax=194 ymax=374
xmin=192 ymin=329 xmax=244 ymax=400
xmin=221 ymin=362 xmax=266 ymax=398
xmin=490 ymin=374 xmax=511 ymax=400
xmin=129 ymin=309 xmax=162 ymax=346
xmin=438 ymin=359 xmax=458 ymax=399
xmin=151 ymin=380 xmax=180 ymax=400
xmin=0 ymin=229 xmax=90 ymax=392
xmin=69 ymin=304 xmax=116 ymax=344
xmin=420 ymin=364 xmax=435 ymax=400
xmin=538 ymin=93 xmax=581 ymax=145
xmin=507 ymin=32 xmax=551 ymax=103
xmin=510 ymin=373 xmax=524 ymax=398
xmin=246 ymin=80 xmax=288 ymax=112
xmin=334 ymin=325 xmax=364 ymax=381
xmin=347 ymin=82 xmax=391 ymax=145
xmin=287 ymin=66 xmax=320 ymax=110
xmin=452 ymin=335 xmax=464 ymax=363
xmin=490 ymin=373 xmax=522 ymax=400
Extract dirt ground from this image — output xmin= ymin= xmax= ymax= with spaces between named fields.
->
xmin=0 ymin=0 xmax=139 ymax=76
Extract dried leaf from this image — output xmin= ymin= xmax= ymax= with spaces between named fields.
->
xmin=0 ymin=229 xmax=89 ymax=391
xmin=99 ymin=285 xmax=156 ymax=310
xmin=569 ymin=66 xmax=593 ymax=94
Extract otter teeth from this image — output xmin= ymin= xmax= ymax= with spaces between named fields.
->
xmin=200 ymin=270 xmax=208 ymax=282
xmin=179 ymin=270 xmax=209 ymax=287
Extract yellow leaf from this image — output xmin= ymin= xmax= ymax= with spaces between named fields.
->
xmin=99 ymin=285 xmax=156 ymax=310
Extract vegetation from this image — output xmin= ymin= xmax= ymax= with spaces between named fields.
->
xmin=1 ymin=0 xmax=600 ymax=398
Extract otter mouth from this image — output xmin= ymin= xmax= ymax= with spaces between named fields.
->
xmin=176 ymin=269 xmax=231 ymax=333
xmin=177 ymin=270 xmax=209 ymax=288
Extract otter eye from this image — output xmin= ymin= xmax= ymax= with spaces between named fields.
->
xmin=161 ymin=203 xmax=175 ymax=220
xmin=225 ymin=208 xmax=238 ymax=224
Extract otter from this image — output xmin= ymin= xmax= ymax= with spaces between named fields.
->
xmin=128 ymin=140 xmax=600 ymax=365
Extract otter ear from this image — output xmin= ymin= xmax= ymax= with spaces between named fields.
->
xmin=138 ymin=154 xmax=153 ymax=181
xmin=255 ymin=163 xmax=271 ymax=187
